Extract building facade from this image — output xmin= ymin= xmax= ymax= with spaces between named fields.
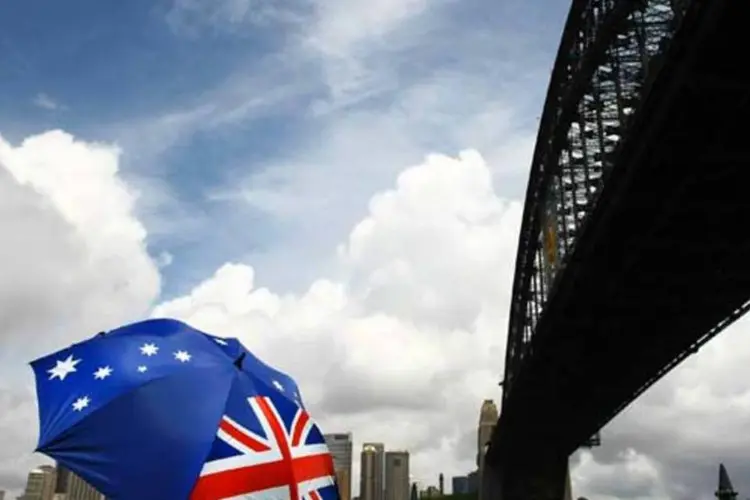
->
xmin=384 ymin=451 xmax=409 ymax=500
xmin=19 ymin=464 xmax=103 ymax=500
xmin=477 ymin=400 xmax=498 ymax=500
xmin=451 ymin=476 xmax=468 ymax=495
xmin=324 ymin=433 xmax=353 ymax=500
xmin=20 ymin=465 xmax=56 ymax=500
xmin=360 ymin=443 xmax=384 ymax=500
xmin=61 ymin=468 xmax=103 ymax=500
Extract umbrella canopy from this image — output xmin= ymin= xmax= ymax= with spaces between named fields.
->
xmin=30 ymin=318 xmax=338 ymax=500
xmin=206 ymin=334 xmax=306 ymax=408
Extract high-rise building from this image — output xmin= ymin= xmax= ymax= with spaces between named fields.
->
xmin=477 ymin=400 xmax=498 ymax=500
xmin=384 ymin=451 xmax=409 ymax=500
xmin=54 ymin=465 xmax=103 ymax=500
xmin=360 ymin=443 xmax=384 ymax=500
xmin=20 ymin=465 xmax=56 ymax=500
xmin=54 ymin=466 xmax=70 ymax=495
xmin=324 ymin=433 xmax=353 ymax=500
xmin=451 ymin=476 xmax=468 ymax=495
xmin=438 ymin=474 xmax=443 ymax=496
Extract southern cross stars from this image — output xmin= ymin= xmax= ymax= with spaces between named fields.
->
xmin=93 ymin=366 xmax=113 ymax=380
xmin=72 ymin=396 xmax=91 ymax=412
xmin=272 ymin=380 xmax=285 ymax=392
xmin=134 ymin=342 xmax=193 ymax=371
xmin=174 ymin=350 xmax=191 ymax=363
xmin=48 ymin=355 xmax=81 ymax=381
xmin=140 ymin=343 xmax=158 ymax=356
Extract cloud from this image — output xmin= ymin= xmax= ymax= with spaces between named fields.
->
xmin=6 ymin=2 xmax=750 ymax=496
xmin=572 ymin=449 xmax=669 ymax=500
xmin=156 ymin=251 xmax=174 ymax=268
xmin=2 ymin=125 xmax=750 ymax=499
xmin=114 ymin=0 xmax=547 ymax=298
xmin=203 ymin=63 xmax=538 ymax=297
xmin=572 ymin=317 xmax=750 ymax=498
xmin=165 ymin=0 xmax=304 ymax=37
xmin=0 ymin=141 xmax=521 ymax=494
xmin=32 ymin=93 xmax=62 ymax=111
xmin=152 ymin=0 xmax=539 ymax=151
xmin=0 ymin=130 xmax=160 ymax=492
xmin=153 ymin=150 xmax=521 ymax=490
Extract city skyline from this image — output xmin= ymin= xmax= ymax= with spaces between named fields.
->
xmin=7 ymin=397 xmax=505 ymax=499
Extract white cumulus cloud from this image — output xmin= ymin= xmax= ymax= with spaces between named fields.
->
xmin=2 ymin=129 xmax=750 ymax=499
xmin=152 ymin=150 xmax=522 ymax=490
xmin=0 ymin=131 xmax=160 ymax=491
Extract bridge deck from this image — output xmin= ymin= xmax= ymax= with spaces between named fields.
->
xmin=491 ymin=0 xmax=750 ymax=488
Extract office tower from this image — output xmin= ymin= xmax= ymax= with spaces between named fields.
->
xmin=477 ymin=400 xmax=498 ymax=500
xmin=55 ymin=464 xmax=103 ymax=500
xmin=324 ymin=433 xmax=353 ymax=500
xmin=451 ymin=476 xmax=468 ymax=495
xmin=21 ymin=465 xmax=56 ymax=500
xmin=438 ymin=474 xmax=443 ymax=496
xmin=410 ymin=483 xmax=418 ymax=500
xmin=384 ymin=451 xmax=409 ymax=500
xmin=54 ymin=466 xmax=70 ymax=495
xmin=360 ymin=443 xmax=384 ymax=500
xmin=716 ymin=464 xmax=737 ymax=500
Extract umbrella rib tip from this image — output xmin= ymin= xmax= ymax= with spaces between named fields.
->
xmin=234 ymin=353 xmax=246 ymax=369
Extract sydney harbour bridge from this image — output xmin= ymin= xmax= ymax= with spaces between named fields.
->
xmin=484 ymin=0 xmax=750 ymax=498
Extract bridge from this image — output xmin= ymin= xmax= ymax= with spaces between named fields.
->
xmin=484 ymin=0 xmax=750 ymax=498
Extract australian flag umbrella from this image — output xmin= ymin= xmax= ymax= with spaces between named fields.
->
xmin=30 ymin=318 xmax=339 ymax=500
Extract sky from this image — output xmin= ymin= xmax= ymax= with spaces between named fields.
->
xmin=0 ymin=0 xmax=748 ymax=499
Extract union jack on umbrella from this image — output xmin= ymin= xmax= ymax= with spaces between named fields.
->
xmin=30 ymin=318 xmax=339 ymax=500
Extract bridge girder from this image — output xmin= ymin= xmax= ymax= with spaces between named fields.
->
xmin=504 ymin=0 xmax=687 ymax=406
xmin=487 ymin=0 xmax=737 ymax=499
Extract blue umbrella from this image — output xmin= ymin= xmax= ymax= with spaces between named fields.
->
xmin=30 ymin=318 xmax=339 ymax=500
xmin=204 ymin=334 xmax=306 ymax=409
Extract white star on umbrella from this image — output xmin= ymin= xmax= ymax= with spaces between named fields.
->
xmin=137 ymin=365 xmax=148 ymax=373
xmin=48 ymin=355 xmax=81 ymax=381
xmin=174 ymin=350 xmax=191 ymax=363
xmin=272 ymin=380 xmax=285 ymax=392
xmin=93 ymin=366 xmax=113 ymax=380
xmin=72 ymin=396 xmax=91 ymax=412
xmin=213 ymin=337 xmax=228 ymax=346
xmin=140 ymin=343 xmax=158 ymax=356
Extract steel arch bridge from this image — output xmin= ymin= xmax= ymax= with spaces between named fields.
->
xmin=484 ymin=0 xmax=750 ymax=498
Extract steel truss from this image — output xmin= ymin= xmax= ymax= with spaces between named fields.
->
xmin=503 ymin=0 xmax=693 ymax=409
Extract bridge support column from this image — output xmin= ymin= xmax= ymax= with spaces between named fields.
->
xmin=524 ymin=454 xmax=569 ymax=500
xmin=484 ymin=453 xmax=570 ymax=500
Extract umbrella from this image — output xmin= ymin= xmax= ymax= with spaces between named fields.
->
xmin=205 ymin=334 xmax=306 ymax=408
xmin=30 ymin=318 xmax=338 ymax=500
